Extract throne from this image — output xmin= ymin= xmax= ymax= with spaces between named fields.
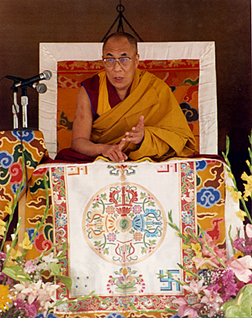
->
xmin=39 ymin=41 xmax=218 ymax=158
xmin=0 ymin=42 xmax=241 ymax=318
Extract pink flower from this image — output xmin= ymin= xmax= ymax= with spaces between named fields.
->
xmin=13 ymin=298 xmax=26 ymax=310
xmin=24 ymin=300 xmax=40 ymax=318
xmin=183 ymin=279 xmax=207 ymax=294
xmin=107 ymin=232 xmax=116 ymax=242
xmin=24 ymin=260 xmax=36 ymax=274
xmin=195 ymin=233 xmax=227 ymax=267
xmin=0 ymin=252 xmax=6 ymax=261
xmin=208 ymin=269 xmax=237 ymax=302
xmin=35 ymin=282 xmax=60 ymax=312
xmin=173 ymin=298 xmax=199 ymax=318
xmin=246 ymin=223 xmax=252 ymax=238
xmin=243 ymin=245 xmax=252 ymax=253
xmin=13 ymin=280 xmax=59 ymax=313
xmin=133 ymin=205 xmax=142 ymax=214
xmin=201 ymin=244 xmax=227 ymax=266
xmin=173 ymin=297 xmax=187 ymax=307
xmin=14 ymin=280 xmax=42 ymax=304
xmin=228 ymin=255 xmax=252 ymax=283
xmin=193 ymin=255 xmax=219 ymax=269
xmin=118 ymin=276 xmax=124 ymax=284
xmin=201 ymin=289 xmax=223 ymax=317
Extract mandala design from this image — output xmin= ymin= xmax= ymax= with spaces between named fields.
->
xmin=83 ymin=182 xmax=166 ymax=265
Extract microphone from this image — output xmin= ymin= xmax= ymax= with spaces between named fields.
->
xmin=13 ymin=70 xmax=52 ymax=88
xmin=32 ymin=83 xmax=47 ymax=94
xmin=6 ymin=75 xmax=24 ymax=82
xmin=6 ymin=75 xmax=48 ymax=93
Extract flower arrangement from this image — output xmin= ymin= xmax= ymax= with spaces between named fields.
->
xmin=0 ymin=164 xmax=66 ymax=318
xmin=0 ymin=155 xmax=93 ymax=318
xmin=159 ymin=133 xmax=252 ymax=318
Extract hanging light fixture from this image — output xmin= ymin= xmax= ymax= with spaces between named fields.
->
xmin=101 ymin=0 xmax=143 ymax=42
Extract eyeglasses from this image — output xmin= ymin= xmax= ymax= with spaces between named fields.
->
xmin=103 ymin=57 xmax=133 ymax=68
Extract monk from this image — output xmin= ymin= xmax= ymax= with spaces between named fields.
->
xmin=56 ymin=32 xmax=196 ymax=163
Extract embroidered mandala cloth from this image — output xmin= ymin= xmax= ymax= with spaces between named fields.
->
xmin=23 ymin=157 xmax=241 ymax=318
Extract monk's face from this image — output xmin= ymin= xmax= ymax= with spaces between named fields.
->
xmin=102 ymin=36 xmax=139 ymax=100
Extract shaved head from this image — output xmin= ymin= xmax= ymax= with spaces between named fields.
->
xmin=103 ymin=32 xmax=138 ymax=54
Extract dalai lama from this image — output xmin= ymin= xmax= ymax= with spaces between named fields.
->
xmin=56 ymin=32 xmax=196 ymax=163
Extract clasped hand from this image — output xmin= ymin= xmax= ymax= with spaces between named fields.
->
xmin=101 ymin=116 xmax=145 ymax=162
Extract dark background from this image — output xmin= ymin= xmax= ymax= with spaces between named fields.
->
xmin=0 ymin=0 xmax=251 ymax=187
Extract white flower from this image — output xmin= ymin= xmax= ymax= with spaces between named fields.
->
xmin=42 ymin=252 xmax=58 ymax=264
xmin=37 ymin=252 xmax=58 ymax=272
xmin=21 ymin=280 xmax=43 ymax=304
xmin=37 ymin=282 xmax=60 ymax=311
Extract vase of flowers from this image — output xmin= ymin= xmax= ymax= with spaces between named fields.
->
xmin=0 ymin=157 xmax=72 ymax=317
xmin=159 ymin=133 xmax=252 ymax=318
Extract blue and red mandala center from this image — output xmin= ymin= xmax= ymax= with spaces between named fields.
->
xmin=83 ymin=183 xmax=166 ymax=265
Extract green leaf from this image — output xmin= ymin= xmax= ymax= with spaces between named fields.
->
xmin=167 ymin=210 xmax=173 ymax=223
xmin=94 ymin=241 xmax=101 ymax=247
xmin=225 ymin=304 xmax=251 ymax=318
xmin=141 ymin=247 xmax=147 ymax=254
xmin=221 ymin=284 xmax=252 ymax=317
xmin=103 ymin=248 xmax=109 ymax=255
xmin=148 ymin=240 xmax=156 ymax=246
xmin=49 ymin=262 xmax=62 ymax=275
xmin=3 ymin=266 xmax=31 ymax=283
xmin=58 ymin=274 xmax=72 ymax=291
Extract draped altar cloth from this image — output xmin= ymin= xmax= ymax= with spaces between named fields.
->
xmin=0 ymin=130 xmax=48 ymax=221
xmin=0 ymin=131 xmax=242 ymax=317
xmin=23 ymin=157 xmax=240 ymax=317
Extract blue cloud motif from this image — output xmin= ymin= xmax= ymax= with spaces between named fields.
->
xmin=105 ymin=313 xmax=127 ymax=318
xmin=11 ymin=182 xmax=26 ymax=195
xmin=35 ymin=313 xmax=59 ymax=318
xmin=180 ymin=102 xmax=199 ymax=122
xmin=26 ymin=227 xmax=39 ymax=243
xmin=196 ymin=160 xmax=207 ymax=172
xmin=12 ymin=130 xmax=35 ymax=142
xmin=197 ymin=187 xmax=221 ymax=208
xmin=0 ymin=151 xmax=13 ymax=168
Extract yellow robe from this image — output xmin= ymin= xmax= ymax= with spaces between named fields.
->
xmin=91 ymin=69 xmax=196 ymax=161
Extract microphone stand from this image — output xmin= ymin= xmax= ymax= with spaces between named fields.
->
xmin=12 ymin=86 xmax=19 ymax=129
xmin=9 ymin=77 xmax=28 ymax=130
xmin=7 ymin=73 xmax=49 ymax=130
xmin=21 ymin=86 xmax=28 ymax=129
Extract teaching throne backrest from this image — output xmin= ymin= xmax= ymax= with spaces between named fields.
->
xmin=39 ymin=42 xmax=218 ymax=159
